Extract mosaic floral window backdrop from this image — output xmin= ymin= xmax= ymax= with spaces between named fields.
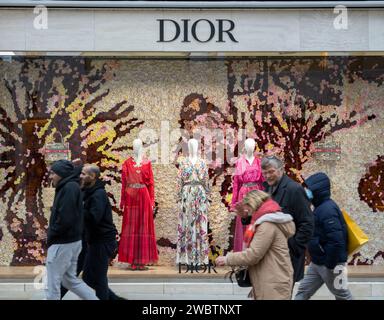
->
xmin=0 ymin=56 xmax=383 ymax=266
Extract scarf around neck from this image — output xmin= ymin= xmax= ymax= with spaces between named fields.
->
xmin=243 ymin=198 xmax=281 ymax=248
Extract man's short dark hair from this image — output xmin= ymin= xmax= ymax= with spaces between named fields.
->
xmin=85 ymin=164 xmax=101 ymax=179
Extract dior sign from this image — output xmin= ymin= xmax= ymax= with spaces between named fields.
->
xmin=157 ymin=19 xmax=238 ymax=43
xmin=178 ymin=263 xmax=218 ymax=274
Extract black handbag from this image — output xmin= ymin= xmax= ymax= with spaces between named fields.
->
xmin=225 ymin=267 xmax=252 ymax=287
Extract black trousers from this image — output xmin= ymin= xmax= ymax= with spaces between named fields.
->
xmin=60 ymin=239 xmax=119 ymax=300
xmin=82 ymin=240 xmax=118 ymax=300
xmin=290 ymin=251 xmax=306 ymax=283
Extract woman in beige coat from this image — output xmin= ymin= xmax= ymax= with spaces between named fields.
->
xmin=216 ymin=190 xmax=295 ymax=300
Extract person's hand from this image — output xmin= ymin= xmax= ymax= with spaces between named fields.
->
xmin=235 ymin=202 xmax=250 ymax=219
xmin=288 ymin=237 xmax=304 ymax=258
xmin=215 ymin=256 xmax=226 ymax=266
xmin=238 ymin=211 xmax=249 ymax=219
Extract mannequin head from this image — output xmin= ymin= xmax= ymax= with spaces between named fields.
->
xmin=133 ymin=138 xmax=143 ymax=156
xmin=188 ymin=138 xmax=198 ymax=158
xmin=244 ymin=138 xmax=256 ymax=156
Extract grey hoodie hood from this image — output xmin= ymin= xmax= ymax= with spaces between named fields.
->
xmin=255 ymin=212 xmax=296 ymax=239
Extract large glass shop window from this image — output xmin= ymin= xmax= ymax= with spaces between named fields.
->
xmin=0 ymin=55 xmax=382 ymax=266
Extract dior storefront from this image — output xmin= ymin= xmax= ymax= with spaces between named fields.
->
xmin=0 ymin=1 xmax=383 ymax=270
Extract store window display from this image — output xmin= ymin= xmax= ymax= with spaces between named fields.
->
xmin=176 ymin=138 xmax=211 ymax=266
xmin=230 ymin=138 xmax=265 ymax=252
xmin=118 ymin=138 xmax=158 ymax=270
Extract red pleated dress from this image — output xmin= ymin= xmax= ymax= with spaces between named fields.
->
xmin=118 ymin=157 xmax=158 ymax=266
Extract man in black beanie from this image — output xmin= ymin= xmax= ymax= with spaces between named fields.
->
xmin=59 ymin=161 xmax=125 ymax=300
xmin=46 ymin=159 xmax=98 ymax=300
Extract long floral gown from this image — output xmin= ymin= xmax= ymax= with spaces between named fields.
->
xmin=176 ymin=156 xmax=210 ymax=266
xmin=231 ymin=155 xmax=264 ymax=252
xmin=118 ymin=157 xmax=158 ymax=266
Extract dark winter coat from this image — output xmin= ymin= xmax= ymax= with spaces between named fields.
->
xmin=305 ymin=172 xmax=348 ymax=269
xmin=83 ymin=179 xmax=117 ymax=244
xmin=47 ymin=165 xmax=83 ymax=247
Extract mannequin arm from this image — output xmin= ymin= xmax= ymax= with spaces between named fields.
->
xmin=231 ymin=174 xmax=240 ymax=210
xmin=176 ymin=159 xmax=183 ymax=202
xmin=120 ymin=163 xmax=126 ymax=210
xmin=147 ymin=161 xmax=155 ymax=207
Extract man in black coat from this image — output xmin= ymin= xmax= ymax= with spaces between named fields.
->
xmin=46 ymin=160 xmax=98 ymax=300
xmin=79 ymin=164 xmax=125 ymax=300
xmin=247 ymin=156 xmax=314 ymax=282
xmin=60 ymin=161 xmax=125 ymax=300
xmin=295 ymin=172 xmax=352 ymax=300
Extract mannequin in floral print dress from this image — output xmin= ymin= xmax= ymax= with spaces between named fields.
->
xmin=176 ymin=139 xmax=210 ymax=266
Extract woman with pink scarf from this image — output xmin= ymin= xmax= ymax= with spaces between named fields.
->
xmin=218 ymin=190 xmax=295 ymax=300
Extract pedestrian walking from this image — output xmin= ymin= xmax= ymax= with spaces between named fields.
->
xmin=216 ymin=190 xmax=295 ymax=300
xmin=46 ymin=160 xmax=98 ymax=300
xmin=79 ymin=164 xmax=125 ymax=300
xmin=295 ymin=172 xmax=353 ymax=300
xmin=256 ymin=156 xmax=314 ymax=282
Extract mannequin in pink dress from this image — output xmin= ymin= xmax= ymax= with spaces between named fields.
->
xmin=230 ymin=138 xmax=264 ymax=252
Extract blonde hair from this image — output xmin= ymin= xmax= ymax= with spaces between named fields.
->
xmin=242 ymin=190 xmax=271 ymax=213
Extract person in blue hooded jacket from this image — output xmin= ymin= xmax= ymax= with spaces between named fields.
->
xmin=295 ymin=172 xmax=353 ymax=300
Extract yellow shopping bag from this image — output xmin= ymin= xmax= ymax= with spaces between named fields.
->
xmin=341 ymin=209 xmax=369 ymax=256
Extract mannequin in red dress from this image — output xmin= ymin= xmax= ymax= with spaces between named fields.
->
xmin=118 ymin=139 xmax=158 ymax=270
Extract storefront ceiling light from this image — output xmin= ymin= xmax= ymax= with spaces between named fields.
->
xmin=5 ymin=51 xmax=384 ymax=58
xmin=0 ymin=51 xmax=15 ymax=55
xmin=79 ymin=51 xmax=190 ymax=57
xmin=189 ymin=52 xmax=216 ymax=57
xmin=1 ymin=1 xmax=384 ymax=9
xmin=45 ymin=51 xmax=82 ymax=56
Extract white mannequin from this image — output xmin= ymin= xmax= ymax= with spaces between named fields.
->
xmin=188 ymin=138 xmax=199 ymax=166
xmin=133 ymin=138 xmax=144 ymax=166
xmin=244 ymin=138 xmax=256 ymax=164
xmin=133 ymin=138 xmax=153 ymax=210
